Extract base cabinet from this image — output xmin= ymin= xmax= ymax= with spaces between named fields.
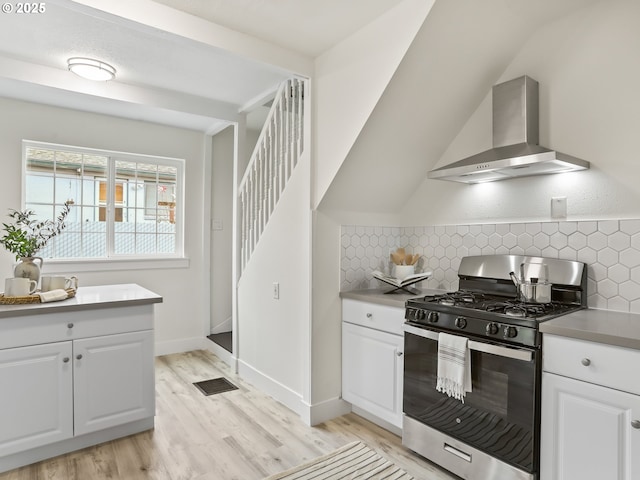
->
xmin=0 ymin=303 xmax=156 ymax=473
xmin=74 ymin=331 xmax=154 ymax=436
xmin=541 ymin=334 xmax=640 ymax=480
xmin=541 ymin=373 xmax=640 ymax=480
xmin=0 ymin=342 xmax=73 ymax=457
xmin=341 ymin=299 xmax=404 ymax=429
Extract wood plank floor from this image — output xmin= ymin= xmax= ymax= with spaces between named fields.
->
xmin=0 ymin=350 xmax=458 ymax=480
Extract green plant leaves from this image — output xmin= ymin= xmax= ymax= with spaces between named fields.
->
xmin=0 ymin=202 xmax=71 ymax=260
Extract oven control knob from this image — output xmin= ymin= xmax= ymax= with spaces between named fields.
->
xmin=416 ymin=309 xmax=426 ymax=321
xmin=504 ymin=326 xmax=518 ymax=338
xmin=486 ymin=323 xmax=499 ymax=335
xmin=427 ymin=311 xmax=439 ymax=323
xmin=455 ymin=317 xmax=467 ymax=329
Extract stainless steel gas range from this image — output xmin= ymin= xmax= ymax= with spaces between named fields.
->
xmin=402 ymin=254 xmax=587 ymax=480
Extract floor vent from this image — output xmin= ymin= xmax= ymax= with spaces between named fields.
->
xmin=193 ymin=377 xmax=239 ymax=396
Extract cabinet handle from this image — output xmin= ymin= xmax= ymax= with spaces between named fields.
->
xmin=76 ymin=354 xmax=83 ymax=360
xmin=632 ymin=420 xmax=640 ymax=429
xmin=63 ymin=357 xmax=70 ymax=363
xmin=67 ymin=323 xmax=74 ymax=329
xmin=581 ymin=358 xmax=591 ymax=366
xmin=396 ymin=351 xmax=403 ymax=357
xmin=366 ymin=313 xmax=372 ymax=318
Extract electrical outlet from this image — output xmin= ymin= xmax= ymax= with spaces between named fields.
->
xmin=273 ymin=282 xmax=279 ymax=299
xmin=551 ymin=197 xmax=567 ymax=219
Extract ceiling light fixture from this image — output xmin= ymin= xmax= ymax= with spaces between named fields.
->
xmin=67 ymin=57 xmax=116 ymax=81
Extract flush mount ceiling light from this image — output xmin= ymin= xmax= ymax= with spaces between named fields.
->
xmin=67 ymin=57 xmax=116 ymax=81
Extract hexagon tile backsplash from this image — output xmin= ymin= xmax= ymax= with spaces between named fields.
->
xmin=340 ymin=219 xmax=640 ymax=313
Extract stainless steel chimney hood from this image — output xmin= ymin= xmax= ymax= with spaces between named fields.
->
xmin=428 ymin=76 xmax=589 ymax=184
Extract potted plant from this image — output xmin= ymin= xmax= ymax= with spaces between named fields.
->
xmin=0 ymin=202 xmax=71 ymax=283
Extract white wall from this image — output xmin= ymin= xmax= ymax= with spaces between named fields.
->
xmin=210 ymin=126 xmax=234 ymax=333
xmin=400 ymin=0 xmax=640 ymax=225
xmin=313 ymin=0 xmax=433 ymax=208
xmin=237 ymin=151 xmax=311 ymax=419
xmin=306 ymin=0 xmax=434 ymax=420
xmin=0 ymin=97 xmax=209 ymax=355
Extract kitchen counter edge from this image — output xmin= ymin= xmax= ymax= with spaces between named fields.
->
xmin=540 ymin=308 xmax=640 ymax=350
xmin=340 ymin=288 xmax=445 ymax=309
xmin=0 ymin=283 xmax=163 ymax=318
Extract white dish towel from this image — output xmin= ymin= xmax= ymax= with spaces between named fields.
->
xmin=38 ymin=289 xmax=68 ymax=303
xmin=436 ymin=332 xmax=472 ymax=403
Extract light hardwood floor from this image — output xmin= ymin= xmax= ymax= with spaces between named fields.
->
xmin=0 ymin=350 xmax=458 ymax=480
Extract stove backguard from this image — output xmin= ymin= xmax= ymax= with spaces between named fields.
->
xmin=457 ymin=254 xmax=587 ymax=306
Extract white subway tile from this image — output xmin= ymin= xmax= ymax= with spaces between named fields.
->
xmin=598 ymin=220 xmax=619 ymax=235
xmin=620 ymin=248 xmax=640 ymax=268
xmin=620 ymin=219 xmax=640 ymax=235
xmin=607 ymin=296 xmax=629 ymax=312
xmin=619 ymin=281 xmax=640 ymax=302
xmin=608 ymin=264 xmax=630 ymax=283
xmin=578 ymin=221 xmax=598 ymax=235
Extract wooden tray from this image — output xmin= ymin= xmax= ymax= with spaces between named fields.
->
xmin=0 ymin=288 xmax=76 ymax=305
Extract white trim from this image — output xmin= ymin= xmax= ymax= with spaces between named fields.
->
xmin=154 ymin=336 xmax=204 ymax=357
xmin=40 ymin=257 xmax=189 ymax=274
xmin=203 ymin=339 xmax=234 ymax=367
xmin=351 ymin=406 xmax=402 ymax=437
xmin=22 ymin=139 xmax=185 ymax=260
xmin=237 ymin=359 xmax=308 ymax=421
xmin=307 ymin=397 xmax=351 ymax=427
xmin=210 ymin=317 xmax=232 ymax=334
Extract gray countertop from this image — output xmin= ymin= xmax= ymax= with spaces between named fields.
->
xmin=340 ymin=288 xmax=446 ymax=309
xmin=342 ymin=289 xmax=640 ymax=351
xmin=540 ymin=308 xmax=640 ymax=350
xmin=0 ymin=283 xmax=163 ymax=318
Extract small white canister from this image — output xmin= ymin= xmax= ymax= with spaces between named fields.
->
xmin=393 ymin=264 xmax=415 ymax=280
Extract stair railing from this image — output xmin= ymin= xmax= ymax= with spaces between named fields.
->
xmin=238 ymin=77 xmax=305 ymax=271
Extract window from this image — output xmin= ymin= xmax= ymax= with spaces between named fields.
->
xmin=23 ymin=140 xmax=184 ymax=260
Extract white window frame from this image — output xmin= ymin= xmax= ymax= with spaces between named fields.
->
xmin=22 ymin=140 xmax=187 ymax=273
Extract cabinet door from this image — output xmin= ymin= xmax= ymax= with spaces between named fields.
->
xmin=342 ymin=322 xmax=403 ymax=427
xmin=0 ymin=342 xmax=73 ymax=457
xmin=541 ymin=372 xmax=640 ymax=480
xmin=73 ymin=330 xmax=154 ymax=436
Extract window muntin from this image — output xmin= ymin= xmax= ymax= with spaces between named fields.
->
xmin=23 ymin=141 xmax=183 ymax=260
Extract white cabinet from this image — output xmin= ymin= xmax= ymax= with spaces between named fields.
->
xmin=0 ymin=342 xmax=73 ymax=457
xmin=541 ymin=334 xmax=640 ymax=480
xmin=73 ymin=330 xmax=154 ymax=436
xmin=342 ymin=299 xmax=404 ymax=429
xmin=0 ymin=301 xmax=156 ymax=473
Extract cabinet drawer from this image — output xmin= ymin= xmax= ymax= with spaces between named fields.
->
xmin=342 ymin=299 xmax=405 ymax=335
xmin=0 ymin=305 xmax=154 ymax=350
xmin=543 ymin=334 xmax=640 ymax=395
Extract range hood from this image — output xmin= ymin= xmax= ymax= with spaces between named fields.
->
xmin=428 ymin=76 xmax=589 ymax=184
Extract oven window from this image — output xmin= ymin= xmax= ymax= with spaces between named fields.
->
xmin=403 ymin=332 xmax=538 ymax=473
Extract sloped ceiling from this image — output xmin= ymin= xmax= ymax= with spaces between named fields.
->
xmin=317 ymin=0 xmax=600 ymax=216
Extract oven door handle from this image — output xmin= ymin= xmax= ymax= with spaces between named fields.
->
xmin=404 ymin=324 xmax=533 ymax=362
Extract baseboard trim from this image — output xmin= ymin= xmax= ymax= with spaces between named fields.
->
xmin=0 ymin=418 xmax=153 ymax=474
xmin=203 ymin=338 xmax=235 ymax=367
xmin=154 ymin=337 xmax=204 ymax=357
xmin=306 ymin=397 xmax=351 ymax=426
xmin=237 ymin=359 xmax=307 ymax=420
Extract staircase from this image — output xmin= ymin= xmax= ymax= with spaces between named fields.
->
xmin=238 ymin=77 xmax=306 ymax=271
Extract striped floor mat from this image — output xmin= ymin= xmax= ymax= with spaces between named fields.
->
xmin=264 ymin=441 xmax=414 ymax=480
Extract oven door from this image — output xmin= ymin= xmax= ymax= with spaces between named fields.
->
xmin=403 ymin=323 xmax=540 ymax=475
